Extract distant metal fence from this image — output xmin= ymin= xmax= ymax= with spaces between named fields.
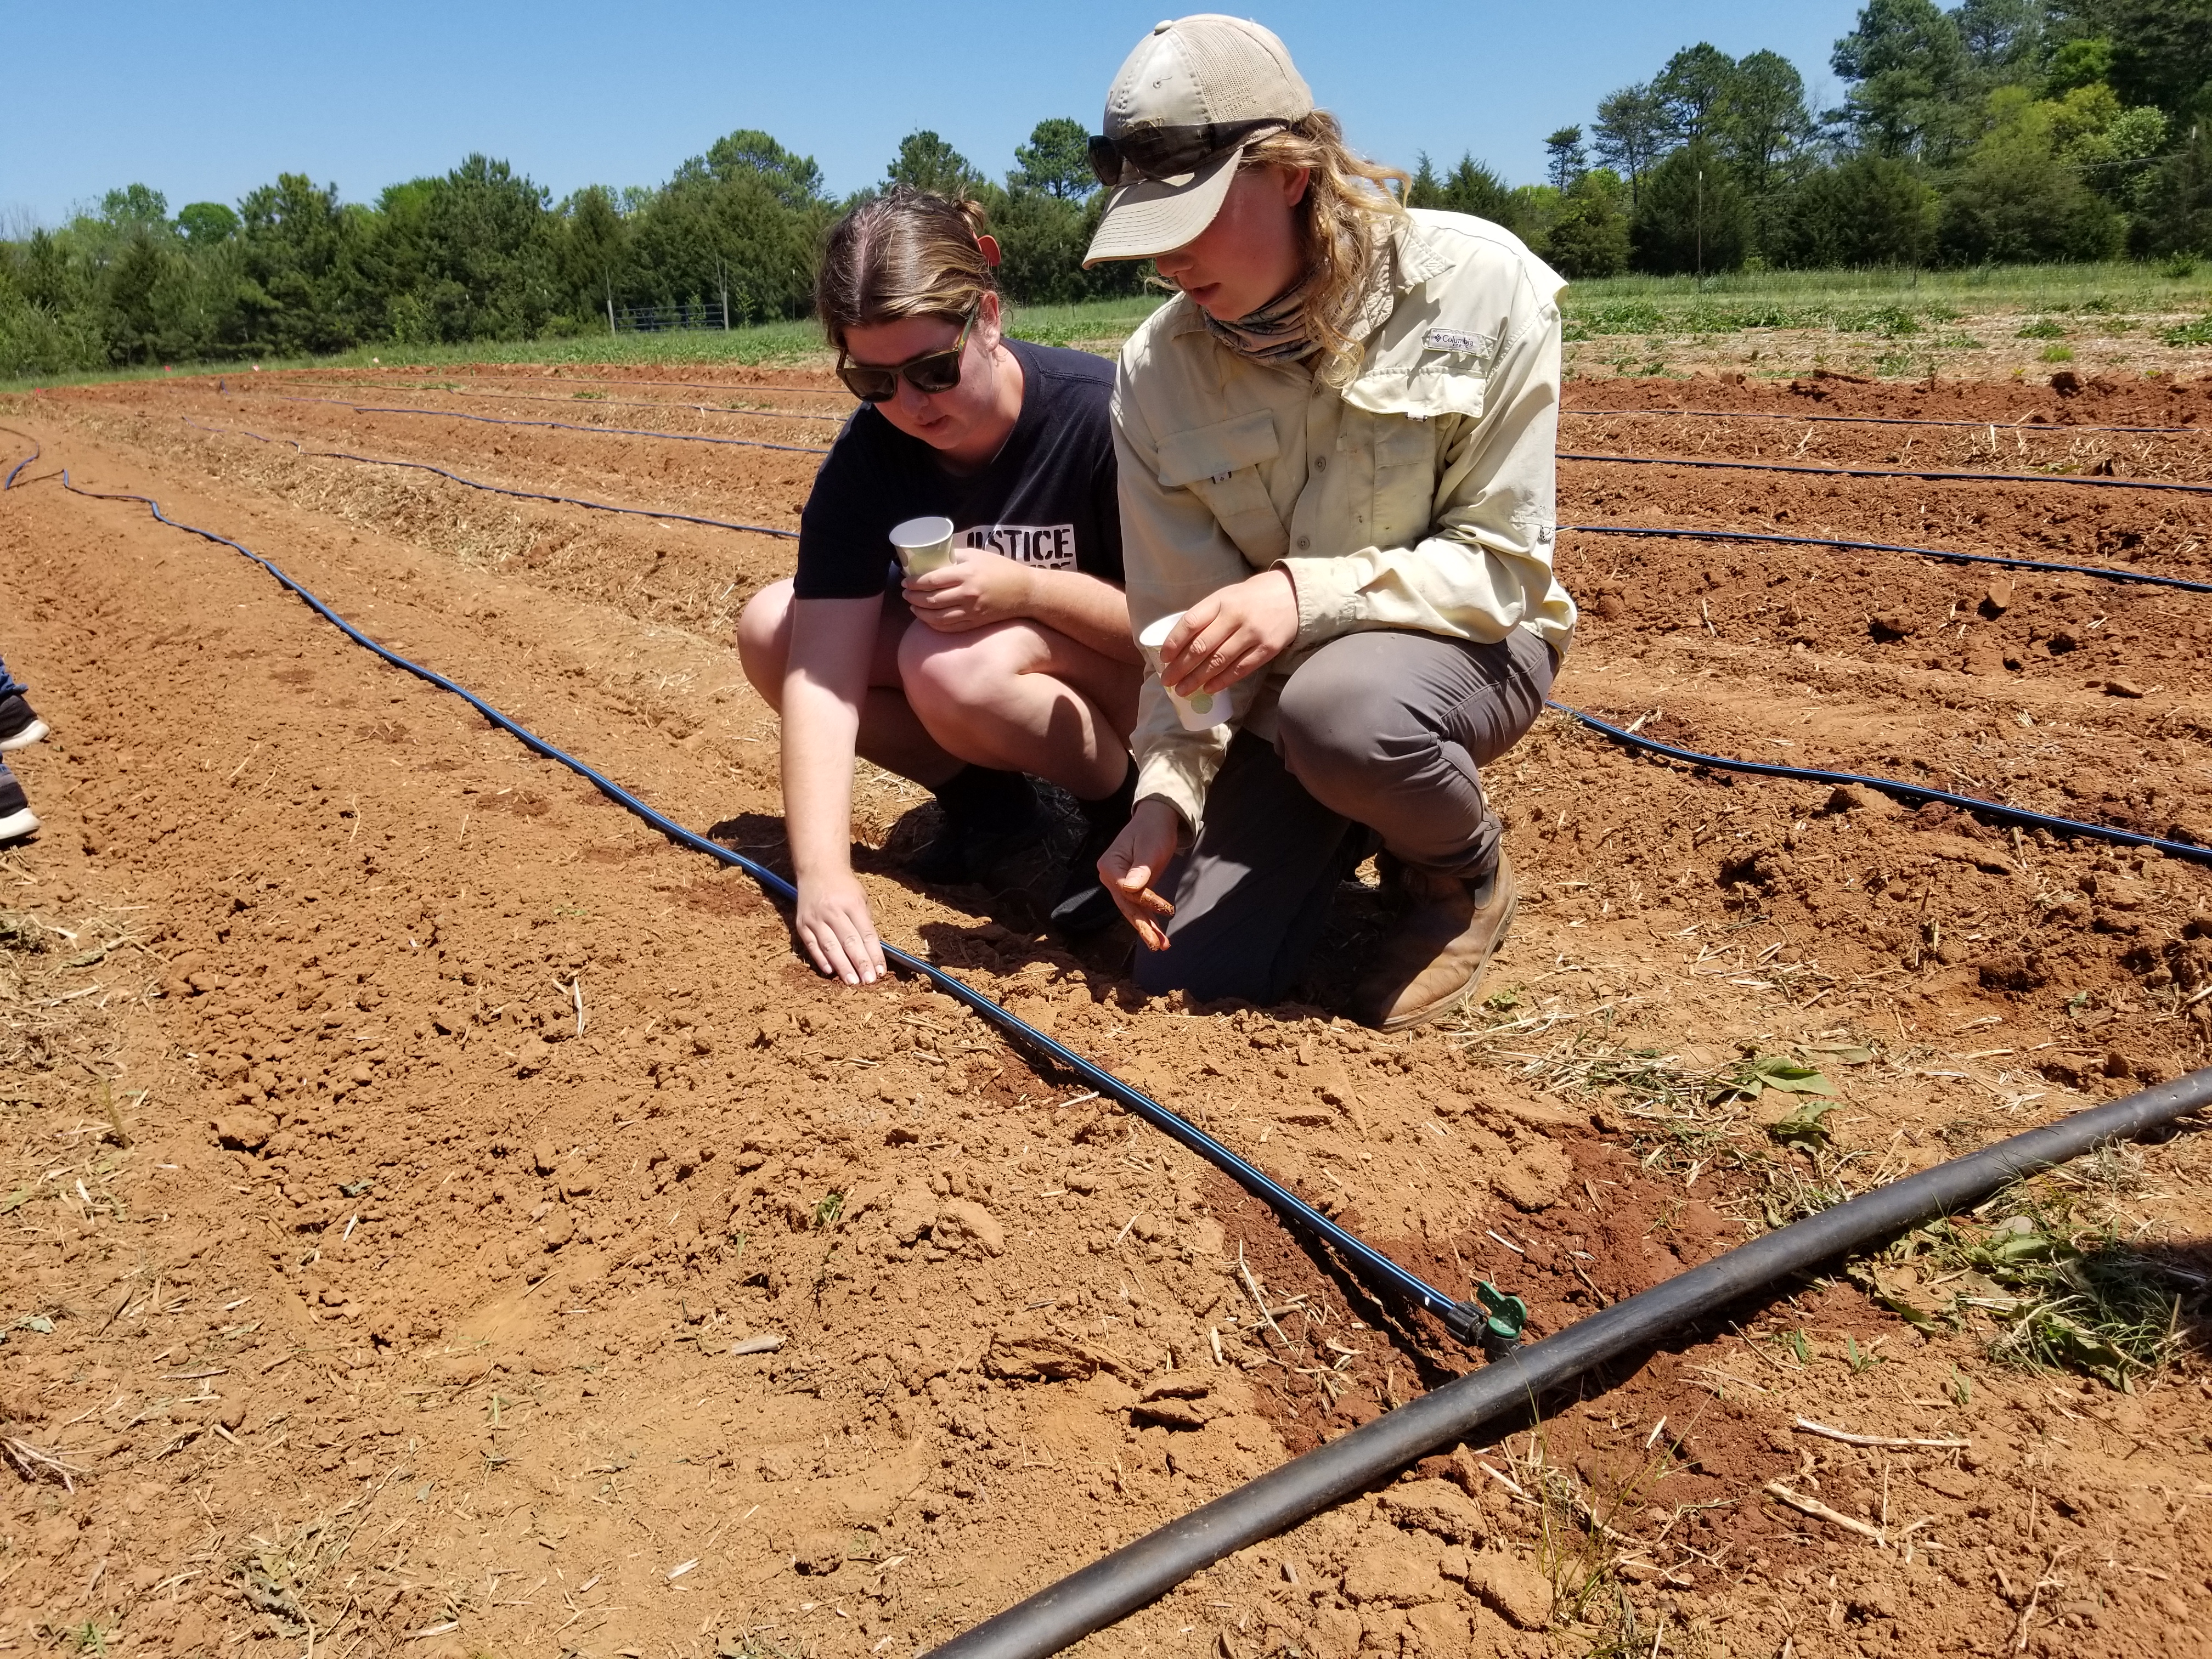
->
xmin=612 ymin=301 xmax=731 ymax=334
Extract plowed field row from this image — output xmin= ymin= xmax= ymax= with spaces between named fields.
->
xmin=0 ymin=365 xmax=2206 ymax=1659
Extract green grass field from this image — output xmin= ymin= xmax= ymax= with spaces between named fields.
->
xmin=5 ymin=262 xmax=2209 ymax=394
xmin=1560 ymin=259 xmax=2212 ymax=345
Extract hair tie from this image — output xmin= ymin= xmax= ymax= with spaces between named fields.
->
xmin=975 ymin=234 xmax=1001 ymax=269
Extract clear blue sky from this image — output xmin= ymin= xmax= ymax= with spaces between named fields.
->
xmin=3 ymin=2 xmax=1870 ymax=228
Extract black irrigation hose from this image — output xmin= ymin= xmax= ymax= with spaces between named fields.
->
xmin=927 ymin=1065 xmax=2212 ymax=1659
xmin=451 ymin=370 xmax=853 ymax=398
xmin=264 ymin=392 xmax=831 ymax=455
xmin=1551 ymin=699 xmax=2212 ymax=866
xmin=22 ymin=464 xmax=1489 ymax=1344
xmin=1561 ymin=449 xmax=2212 ymax=495
xmin=1 ymin=427 xmax=38 ymax=489
xmin=283 ymin=379 xmax=847 ymax=424
xmin=182 ymin=417 xmax=800 ymax=540
xmin=1565 ymin=522 xmax=2212 ymax=595
xmin=1566 ymin=407 xmax=2209 ymax=436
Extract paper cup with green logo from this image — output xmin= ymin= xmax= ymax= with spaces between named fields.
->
xmin=1137 ymin=612 xmax=1224 ymax=731
xmin=889 ymin=515 xmax=957 ymax=577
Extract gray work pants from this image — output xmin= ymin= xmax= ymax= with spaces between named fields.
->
xmin=1135 ymin=626 xmax=1555 ymax=1006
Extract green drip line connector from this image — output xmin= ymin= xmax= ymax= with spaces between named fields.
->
xmin=1474 ymin=1282 xmax=1527 ymax=1357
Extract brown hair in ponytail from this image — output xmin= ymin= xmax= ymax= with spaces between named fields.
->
xmin=815 ymin=186 xmax=998 ymax=352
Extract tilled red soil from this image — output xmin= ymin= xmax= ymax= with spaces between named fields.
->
xmin=1 ymin=367 xmax=2208 ymax=1659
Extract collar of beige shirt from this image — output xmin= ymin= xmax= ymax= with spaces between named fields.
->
xmin=1161 ymin=214 xmax=1471 ymax=408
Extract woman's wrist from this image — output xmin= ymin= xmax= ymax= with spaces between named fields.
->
xmin=1130 ymin=792 xmax=1189 ymax=840
xmin=789 ymin=830 xmax=855 ymax=883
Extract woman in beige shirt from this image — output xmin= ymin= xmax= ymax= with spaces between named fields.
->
xmin=1085 ymin=15 xmax=1576 ymax=1031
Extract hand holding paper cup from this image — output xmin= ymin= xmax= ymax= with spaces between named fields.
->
xmin=889 ymin=515 xmax=956 ymax=577
xmin=1138 ymin=612 xmax=1225 ymax=731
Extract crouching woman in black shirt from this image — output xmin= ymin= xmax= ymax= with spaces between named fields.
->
xmin=737 ymin=188 xmax=1140 ymax=986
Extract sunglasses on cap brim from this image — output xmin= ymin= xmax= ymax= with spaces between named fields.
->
xmin=1086 ymin=117 xmax=1291 ymax=189
xmin=835 ymin=304 xmax=980 ymax=403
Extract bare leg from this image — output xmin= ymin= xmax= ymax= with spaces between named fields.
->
xmin=735 ymin=580 xmax=962 ymax=788
xmin=898 ymin=618 xmax=1138 ymax=800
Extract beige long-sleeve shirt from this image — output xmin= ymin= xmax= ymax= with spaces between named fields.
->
xmin=1111 ymin=208 xmax=1576 ymax=829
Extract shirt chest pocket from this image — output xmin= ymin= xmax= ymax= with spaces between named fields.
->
xmin=1347 ymin=414 xmax=1438 ymax=550
xmin=1155 ymin=410 xmax=1288 ymax=566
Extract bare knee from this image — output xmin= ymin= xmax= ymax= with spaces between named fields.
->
xmin=898 ymin=622 xmax=1029 ymax=723
xmin=735 ymin=580 xmax=795 ymax=708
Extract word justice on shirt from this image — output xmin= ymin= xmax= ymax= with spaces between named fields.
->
xmin=962 ymin=523 xmax=1078 ymax=569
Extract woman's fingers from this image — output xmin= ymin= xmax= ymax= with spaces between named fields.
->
xmin=1173 ymin=623 xmax=1255 ymax=694
xmin=800 ymin=921 xmax=852 ymax=984
xmin=798 ymin=924 xmax=836 ymax=979
xmin=797 ymin=890 xmax=884 ymax=985
xmin=1160 ymin=593 xmax=1220 ymax=667
xmin=807 ymin=921 xmax=863 ymax=986
xmin=1162 ymin=572 xmax=1297 ymax=693
xmin=1106 ymin=867 xmax=1173 ymax=951
xmin=1100 ymin=813 xmax=1179 ymax=951
xmin=1164 ymin=616 xmax=1231 ymax=692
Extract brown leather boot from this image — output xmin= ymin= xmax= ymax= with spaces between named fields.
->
xmin=1351 ymin=850 xmax=1517 ymax=1032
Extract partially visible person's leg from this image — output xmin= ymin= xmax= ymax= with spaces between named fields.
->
xmin=1274 ymin=628 xmax=1555 ymax=1029
xmin=0 ymin=758 xmax=37 ymax=844
xmin=1275 ymin=627 xmax=1553 ymax=879
xmin=901 ymin=620 xmax=1142 ymax=929
xmin=1133 ymin=732 xmax=1361 ymax=1006
xmin=0 ymin=651 xmax=44 ymax=752
xmin=733 ymin=581 xmax=1043 ymax=884
xmin=898 ymin=620 xmax=1137 ymax=800
xmin=735 ymin=579 xmax=960 ymax=786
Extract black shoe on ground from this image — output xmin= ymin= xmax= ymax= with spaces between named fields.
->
xmin=0 ymin=762 xmax=38 ymax=844
xmin=907 ymin=767 xmax=1043 ymax=885
xmin=0 ymin=693 xmax=46 ymax=753
xmin=1048 ymin=765 xmax=1137 ymax=936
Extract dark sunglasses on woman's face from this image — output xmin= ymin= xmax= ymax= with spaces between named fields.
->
xmin=1086 ymin=117 xmax=1289 ymax=189
xmin=836 ymin=306 xmax=979 ymax=403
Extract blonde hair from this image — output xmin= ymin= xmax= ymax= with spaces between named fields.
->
xmin=815 ymin=186 xmax=997 ymax=352
xmin=1244 ymin=112 xmax=1409 ymax=386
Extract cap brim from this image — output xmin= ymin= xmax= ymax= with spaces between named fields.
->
xmin=1082 ymin=145 xmax=1244 ymax=268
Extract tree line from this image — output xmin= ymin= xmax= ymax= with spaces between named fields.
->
xmin=1424 ymin=0 xmax=2212 ymax=278
xmin=5 ymin=1 xmax=2210 ymax=375
xmin=0 ymin=122 xmax=1139 ymax=377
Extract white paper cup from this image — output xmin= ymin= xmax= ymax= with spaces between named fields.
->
xmin=889 ymin=515 xmax=956 ymax=577
xmin=1137 ymin=612 xmax=1224 ymax=731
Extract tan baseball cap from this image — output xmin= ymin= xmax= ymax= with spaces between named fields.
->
xmin=1082 ymin=15 xmax=1314 ymax=268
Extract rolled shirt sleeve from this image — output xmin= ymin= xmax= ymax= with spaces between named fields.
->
xmin=1110 ymin=380 xmax=1254 ymax=829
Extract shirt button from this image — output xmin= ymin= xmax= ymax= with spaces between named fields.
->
xmin=1296 ymin=535 xmax=1311 ymax=550
xmin=1312 ymin=456 xmax=1328 ymax=472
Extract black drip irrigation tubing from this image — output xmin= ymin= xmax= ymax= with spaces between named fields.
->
xmin=450 ymin=370 xmax=854 ymax=399
xmin=21 ymin=463 xmax=1492 ymax=1345
xmin=262 ymin=392 xmax=831 ymax=456
xmin=926 ymin=1065 xmax=2212 ymax=1658
xmin=1560 ymin=449 xmax=2212 ymax=495
xmin=1550 ymin=699 xmax=2212 ymax=866
xmin=1566 ymin=407 xmax=2209 ymax=436
xmin=1565 ymin=522 xmax=2212 ymax=594
xmin=281 ymin=379 xmax=847 ymax=424
xmin=180 ymin=416 xmax=799 ymax=540
xmin=1 ymin=427 xmax=38 ymax=489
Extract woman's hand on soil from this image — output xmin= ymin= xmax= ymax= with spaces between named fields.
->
xmin=794 ymin=870 xmax=886 ymax=985
xmin=904 ymin=549 xmax=1035 ymax=633
xmin=1162 ymin=568 xmax=1299 ymax=695
xmin=1099 ymin=797 xmax=1182 ymax=951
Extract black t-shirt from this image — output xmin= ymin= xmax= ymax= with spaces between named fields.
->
xmin=794 ymin=338 xmax=1122 ymax=599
